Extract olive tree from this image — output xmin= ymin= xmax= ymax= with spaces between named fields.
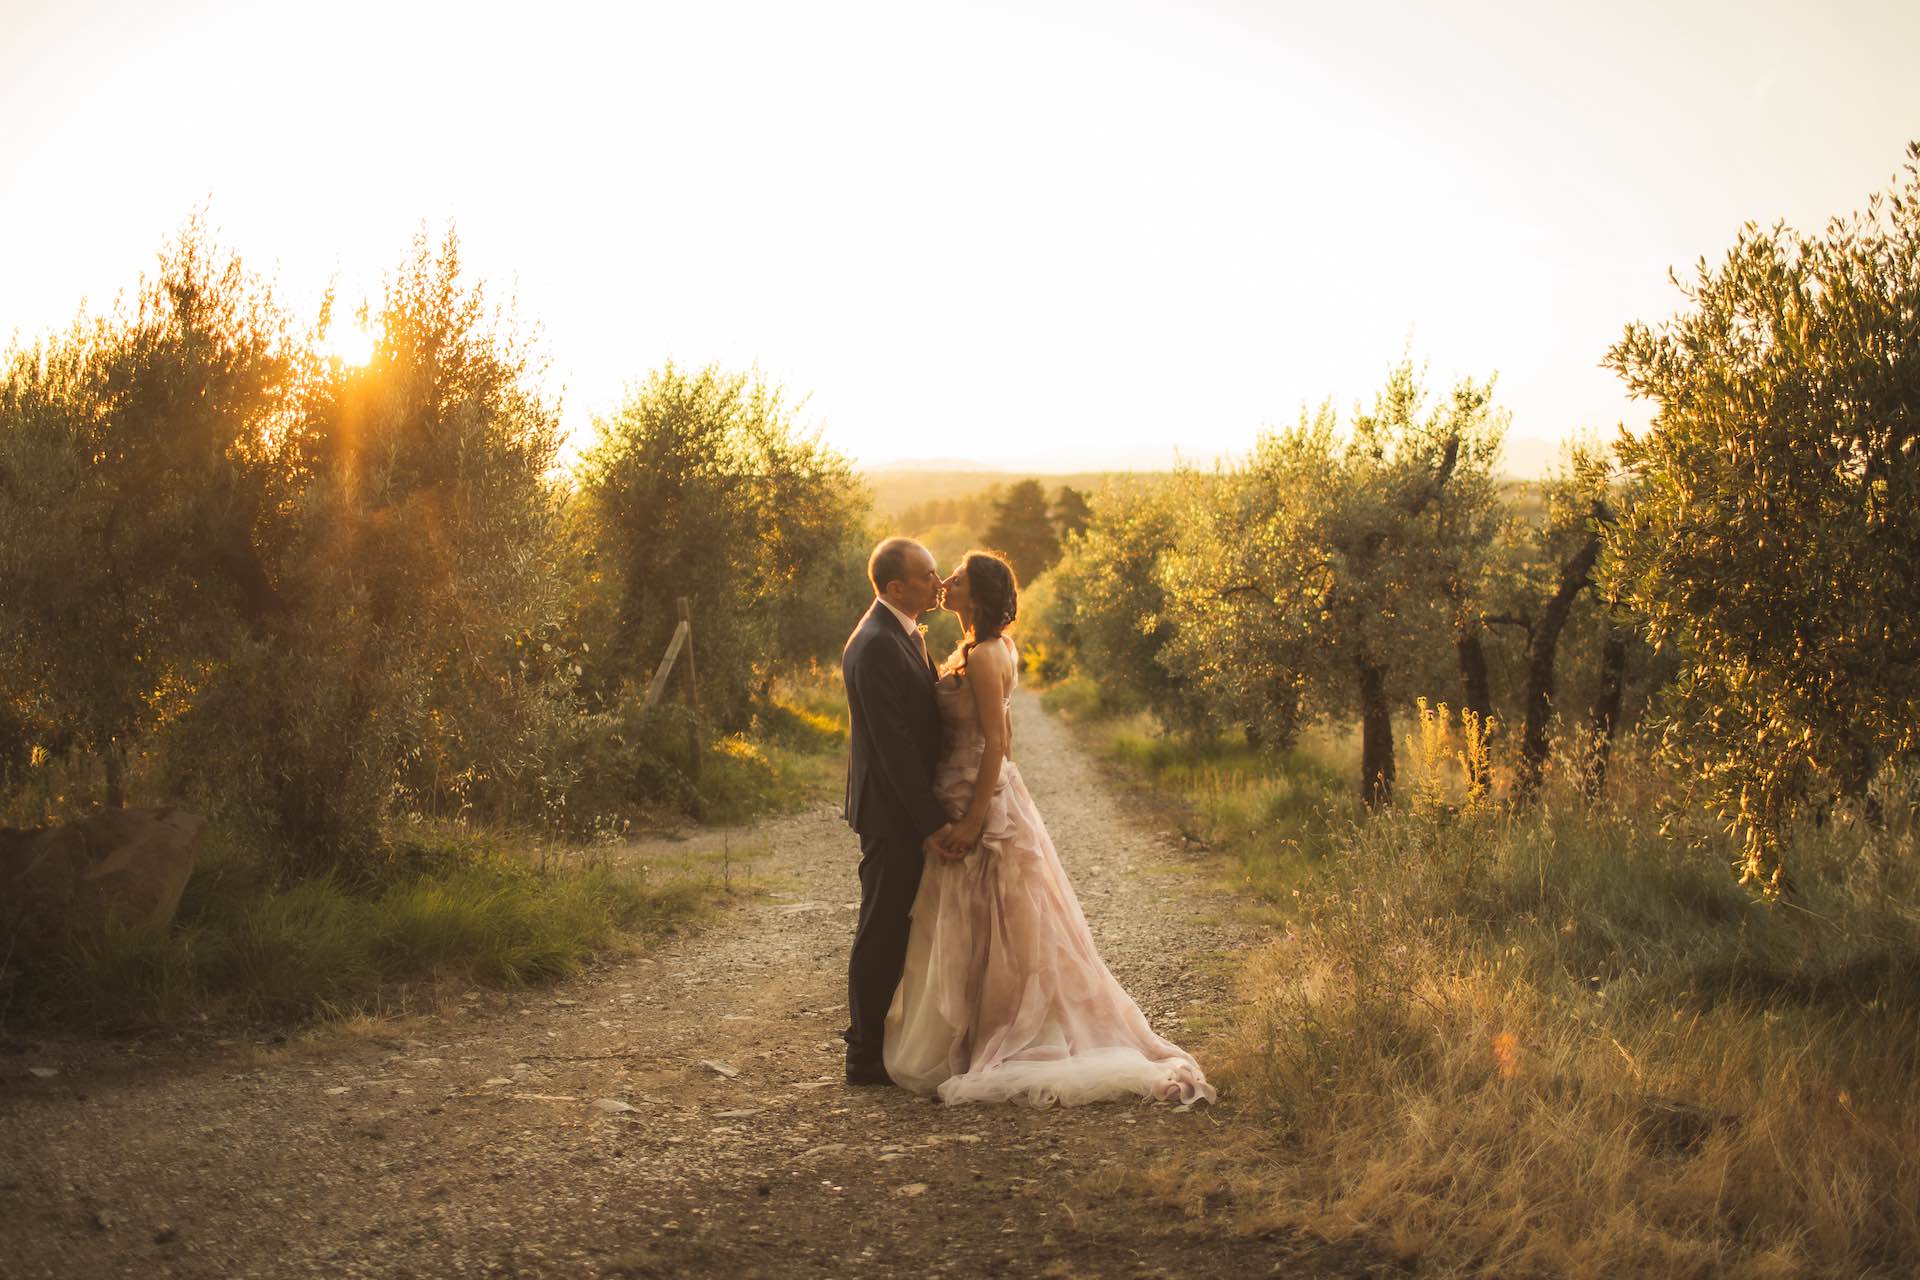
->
xmin=1601 ymin=143 xmax=1920 ymax=890
xmin=1160 ymin=361 xmax=1506 ymax=805
xmin=0 ymin=222 xmax=302 ymax=810
xmin=576 ymin=364 xmax=866 ymax=732
xmin=1047 ymin=477 xmax=1219 ymax=734
xmin=154 ymin=227 xmax=575 ymax=863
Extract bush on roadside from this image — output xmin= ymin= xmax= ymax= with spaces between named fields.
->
xmin=1 ymin=825 xmax=715 ymax=1030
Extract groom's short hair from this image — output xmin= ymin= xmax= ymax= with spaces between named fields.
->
xmin=868 ymin=537 xmax=922 ymax=596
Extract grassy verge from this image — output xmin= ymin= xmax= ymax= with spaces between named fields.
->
xmin=2 ymin=824 xmax=718 ymax=1032
xmin=698 ymin=667 xmax=848 ymax=824
xmin=3 ymin=670 xmax=850 ymax=1034
xmin=1060 ymin=700 xmax=1920 ymax=1278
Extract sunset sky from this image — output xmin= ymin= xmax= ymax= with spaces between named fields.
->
xmin=2 ymin=0 xmax=1914 ymax=472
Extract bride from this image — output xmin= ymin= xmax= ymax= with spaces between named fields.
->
xmin=883 ymin=549 xmax=1216 ymax=1107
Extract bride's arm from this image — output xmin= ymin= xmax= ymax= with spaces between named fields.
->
xmin=949 ymin=640 xmax=1012 ymax=851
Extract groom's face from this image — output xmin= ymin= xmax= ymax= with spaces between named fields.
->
xmin=889 ymin=544 xmax=943 ymax=617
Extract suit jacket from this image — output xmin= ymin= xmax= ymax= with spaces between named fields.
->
xmin=842 ymin=600 xmax=947 ymax=845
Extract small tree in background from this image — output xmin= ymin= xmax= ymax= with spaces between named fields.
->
xmin=1051 ymin=484 xmax=1092 ymax=541
xmin=1161 ymin=361 xmax=1506 ymax=804
xmin=985 ymin=478 xmax=1062 ymax=584
xmin=1471 ymin=442 xmax=1616 ymax=800
xmin=1602 ymin=143 xmax=1920 ymax=891
xmin=1155 ymin=464 xmax=1318 ymax=750
xmin=1047 ymin=478 xmax=1217 ymax=733
xmin=577 ymin=364 xmax=865 ymax=733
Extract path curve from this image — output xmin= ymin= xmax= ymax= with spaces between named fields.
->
xmin=1 ymin=693 xmax=1351 ymax=1278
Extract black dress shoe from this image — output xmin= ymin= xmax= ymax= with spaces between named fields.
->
xmin=845 ymin=1062 xmax=893 ymax=1086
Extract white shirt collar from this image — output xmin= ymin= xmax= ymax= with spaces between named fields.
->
xmin=876 ymin=597 xmax=921 ymax=636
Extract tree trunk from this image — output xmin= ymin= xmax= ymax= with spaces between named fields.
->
xmin=1583 ymin=625 xmax=1628 ymax=801
xmin=1456 ymin=624 xmax=1495 ymax=792
xmin=1333 ymin=434 xmax=1462 ymax=812
xmin=1516 ymin=529 xmax=1604 ymax=803
xmin=1457 ymin=626 xmax=1493 ymax=728
xmin=103 ymin=740 xmax=126 ymax=809
xmin=1515 ymin=640 xmax=1560 ymax=801
xmin=1356 ymin=655 xmax=1394 ymax=808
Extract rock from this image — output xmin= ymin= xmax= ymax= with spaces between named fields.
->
xmin=699 ymin=1059 xmax=739 ymax=1079
xmin=591 ymin=1098 xmax=637 ymax=1114
xmin=153 ymin=1224 xmax=177 ymax=1245
xmin=895 ymin=1183 xmax=929 ymax=1197
xmin=0 ymin=808 xmax=204 ymax=952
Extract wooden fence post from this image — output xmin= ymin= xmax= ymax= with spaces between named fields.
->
xmin=640 ymin=619 xmax=691 ymax=713
xmin=678 ymin=596 xmax=702 ymax=781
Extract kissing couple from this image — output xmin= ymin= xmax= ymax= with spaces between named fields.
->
xmin=839 ymin=537 xmax=1215 ymax=1106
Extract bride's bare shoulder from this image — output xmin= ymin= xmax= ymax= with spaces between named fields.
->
xmin=970 ymin=635 xmax=1013 ymax=672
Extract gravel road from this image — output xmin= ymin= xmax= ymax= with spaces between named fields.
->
xmin=0 ymin=693 xmax=1378 ymax=1279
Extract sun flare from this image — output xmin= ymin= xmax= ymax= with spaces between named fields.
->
xmin=320 ymin=321 xmax=377 ymax=366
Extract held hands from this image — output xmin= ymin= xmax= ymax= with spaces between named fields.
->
xmin=924 ymin=818 xmax=981 ymax=861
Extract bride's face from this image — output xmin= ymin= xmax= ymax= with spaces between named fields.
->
xmin=940 ymin=565 xmax=972 ymax=617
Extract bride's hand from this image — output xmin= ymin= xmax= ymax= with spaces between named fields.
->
xmin=945 ymin=818 xmax=983 ymax=855
xmin=922 ymin=823 xmax=956 ymax=862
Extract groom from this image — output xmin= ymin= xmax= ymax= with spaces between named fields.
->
xmin=840 ymin=537 xmax=955 ymax=1086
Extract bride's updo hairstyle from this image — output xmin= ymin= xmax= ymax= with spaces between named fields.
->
xmin=958 ymin=549 xmax=1018 ymax=675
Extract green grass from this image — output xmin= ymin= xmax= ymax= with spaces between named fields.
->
xmin=1082 ymin=715 xmax=1354 ymax=915
xmin=695 ymin=669 xmax=848 ymax=824
xmin=5 ymin=831 xmax=715 ymax=1030
xmin=3 ymin=667 xmax=855 ymax=1034
xmin=1039 ymin=672 xmax=1105 ymax=720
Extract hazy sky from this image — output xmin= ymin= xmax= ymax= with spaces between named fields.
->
xmin=2 ymin=0 xmax=1915 ymax=472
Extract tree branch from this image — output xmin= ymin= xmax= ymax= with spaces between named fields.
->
xmin=1405 ymin=434 xmax=1462 ymax=522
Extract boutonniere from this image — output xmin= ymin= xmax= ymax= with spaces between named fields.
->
xmin=917 ymin=623 xmax=929 ymax=637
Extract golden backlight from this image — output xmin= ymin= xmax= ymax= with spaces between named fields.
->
xmin=320 ymin=321 xmax=377 ymax=367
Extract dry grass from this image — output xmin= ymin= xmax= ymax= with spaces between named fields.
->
xmin=1093 ymin=707 xmax=1920 ymax=1277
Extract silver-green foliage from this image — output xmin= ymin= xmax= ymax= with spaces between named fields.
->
xmin=575 ymin=364 xmax=868 ymax=733
xmin=1158 ymin=361 xmax=1506 ymax=801
xmin=0 ymin=223 xmax=579 ymax=867
xmin=0 ymin=222 xmax=305 ymax=808
xmin=1045 ymin=477 xmax=1216 ymax=734
xmin=1602 ymin=143 xmax=1920 ymax=890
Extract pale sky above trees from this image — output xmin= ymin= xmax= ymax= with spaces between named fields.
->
xmin=1 ymin=0 xmax=1914 ymax=472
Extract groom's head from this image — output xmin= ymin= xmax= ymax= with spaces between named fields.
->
xmin=869 ymin=537 xmax=942 ymax=618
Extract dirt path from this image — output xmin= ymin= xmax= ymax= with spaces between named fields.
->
xmin=0 ymin=694 xmax=1372 ymax=1279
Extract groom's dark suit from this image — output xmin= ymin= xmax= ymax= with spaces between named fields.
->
xmin=841 ymin=599 xmax=948 ymax=1077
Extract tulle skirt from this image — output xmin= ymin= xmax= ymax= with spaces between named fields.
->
xmin=883 ymin=758 xmax=1215 ymax=1108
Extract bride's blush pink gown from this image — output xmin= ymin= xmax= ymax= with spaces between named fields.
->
xmin=883 ymin=638 xmax=1216 ymax=1107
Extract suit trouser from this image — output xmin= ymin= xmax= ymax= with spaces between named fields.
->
xmin=843 ymin=825 xmax=927 ymax=1070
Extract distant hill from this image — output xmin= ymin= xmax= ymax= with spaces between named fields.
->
xmin=861 ymin=470 xmax=1158 ymax=520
